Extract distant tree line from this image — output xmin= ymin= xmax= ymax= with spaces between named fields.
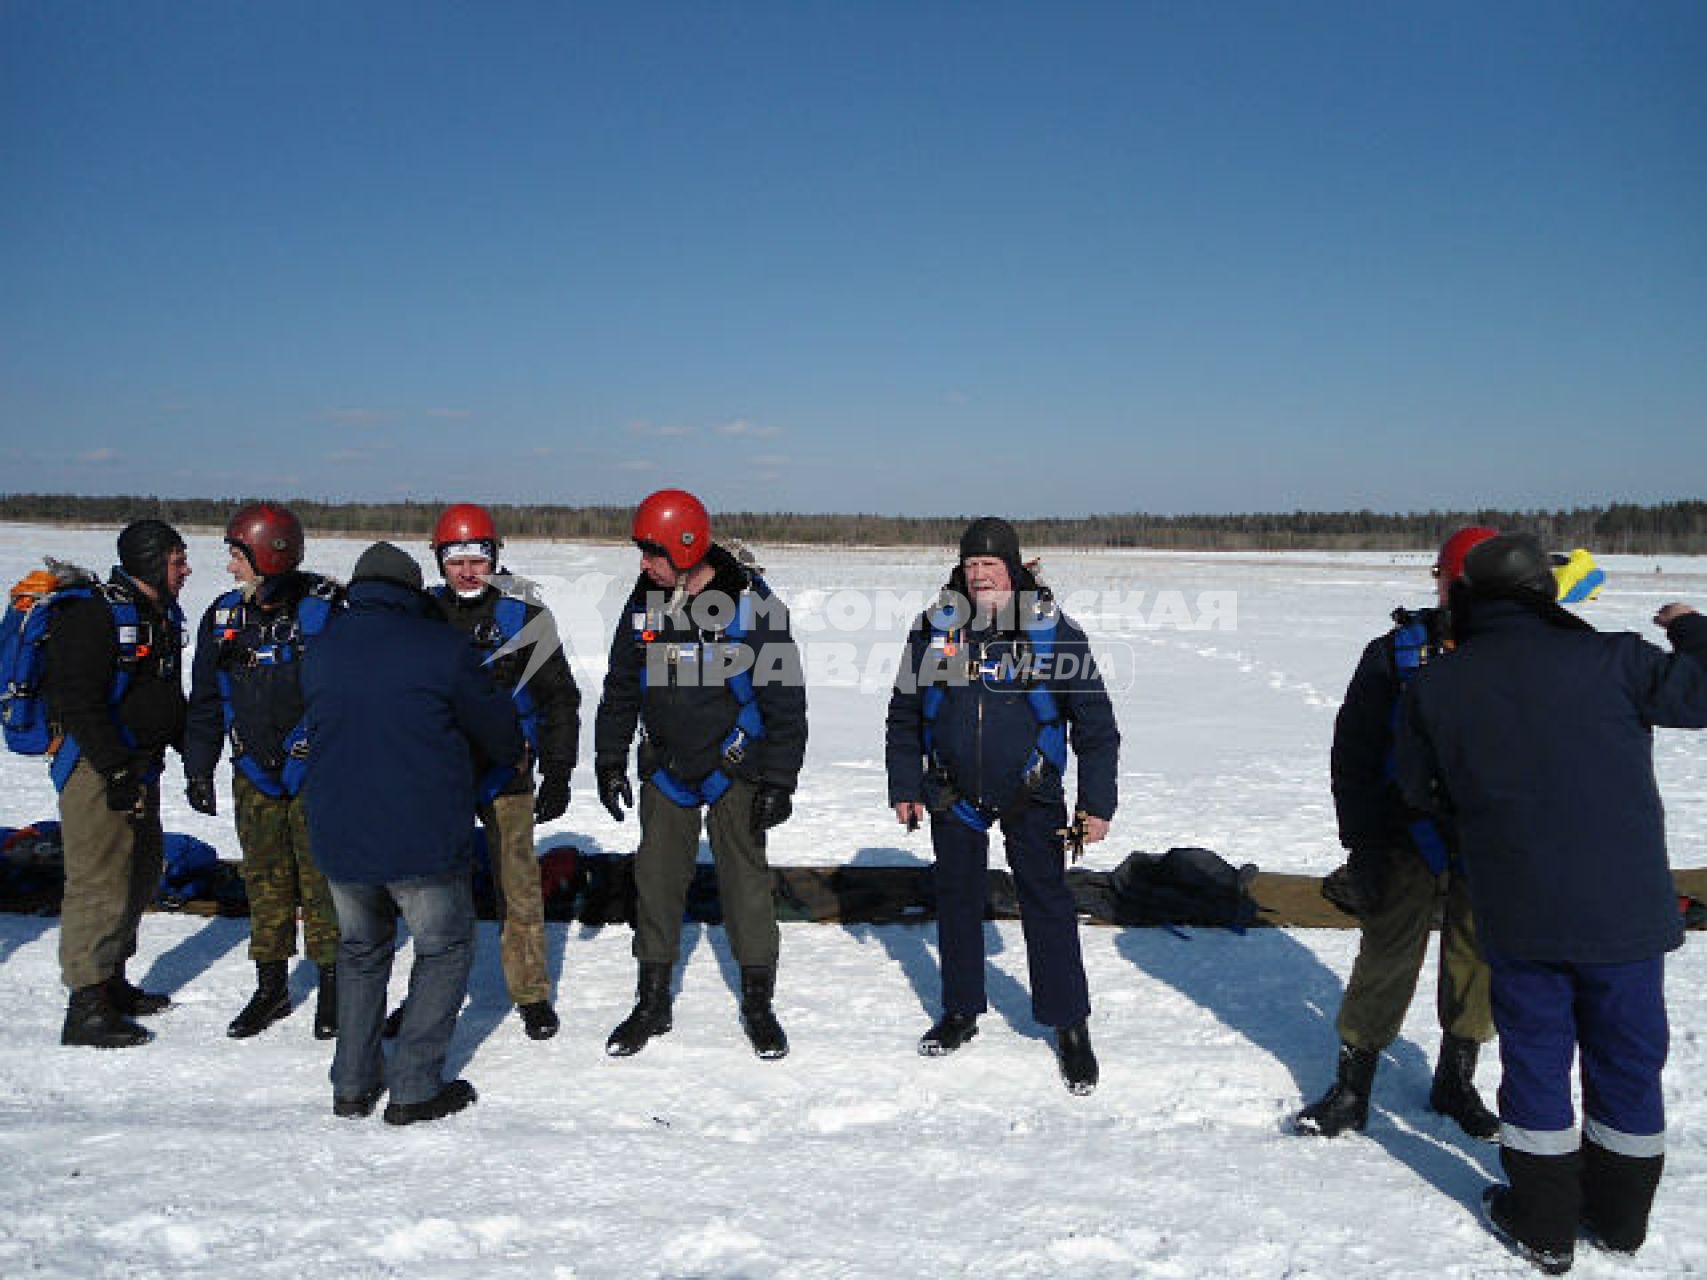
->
xmin=2 ymin=493 xmax=1704 ymax=555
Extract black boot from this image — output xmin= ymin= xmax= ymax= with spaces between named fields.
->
xmin=313 ymin=965 xmax=337 ymax=1041
xmin=227 ymin=961 xmax=292 ymax=1039
xmin=1581 ymin=1139 xmax=1663 ymax=1255
xmin=1292 ymin=1042 xmax=1378 ymax=1136
xmin=1056 ymin=1022 xmax=1099 ymax=1095
xmin=919 ymin=1012 xmax=979 ymax=1056
xmin=1430 ymin=1033 xmax=1499 ymax=1140
xmin=605 ymin=963 xmax=674 ymax=1057
xmin=739 ymin=967 xmax=788 ymax=1060
xmin=518 ymin=1000 xmax=560 ymax=1041
xmin=1486 ymin=1146 xmax=1582 ymax=1273
xmin=61 ymin=983 xmax=153 ymax=1048
xmin=107 ymin=964 xmax=170 ymax=1017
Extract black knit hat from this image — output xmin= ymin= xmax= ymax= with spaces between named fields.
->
xmin=959 ymin=516 xmax=1021 ymax=565
xmin=1463 ymin=534 xmax=1558 ymax=606
xmin=351 ymin=541 xmax=424 ymax=591
xmin=116 ymin=519 xmax=185 ymax=595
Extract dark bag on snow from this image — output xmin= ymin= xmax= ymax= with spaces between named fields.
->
xmin=1071 ymin=846 xmax=1261 ymax=930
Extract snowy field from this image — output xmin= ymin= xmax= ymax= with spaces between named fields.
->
xmin=2 ymin=522 xmax=1705 ymax=1277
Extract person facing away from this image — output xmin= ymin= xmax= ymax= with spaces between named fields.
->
xmin=1292 ymin=525 xmax=1502 ymax=1141
xmin=182 ymin=502 xmax=343 ymax=1042
xmin=48 ymin=519 xmax=190 ymax=1048
xmin=301 ymin=541 xmax=523 ymax=1126
xmin=885 ymin=516 xmax=1119 ymax=1096
xmin=593 ymin=487 xmax=807 ymax=1061
xmin=1398 ymin=533 xmax=1707 ymax=1275
xmin=427 ymin=501 xmax=582 ymax=1043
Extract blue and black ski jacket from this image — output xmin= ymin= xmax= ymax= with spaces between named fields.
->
xmin=184 ymin=571 xmax=342 ymax=798
xmin=594 ymin=544 xmax=807 ymax=806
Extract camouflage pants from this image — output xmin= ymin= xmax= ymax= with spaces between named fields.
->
xmin=234 ymin=775 xmax=339 ymax=968
xmin=57 ymin=759 xmax=163 ymax=991
xmin=1338 ymin=847 xmax=1494 ymax=1051
xmin=480 ymin=790 xmax=550 ymax=1006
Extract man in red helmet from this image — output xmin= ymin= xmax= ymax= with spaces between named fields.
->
xmin=184 ymin=502 xmax=343 ymax=1040
xmin=1292 ymin=525 xmax=1502 ymax=1140
xmin=594 ymin=488 xmax=807 ymax=1059
xmin=426 ymin=502 xmax=581 ymax=1041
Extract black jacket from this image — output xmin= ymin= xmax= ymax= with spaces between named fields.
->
xmin=593 ymin=545 xmax=807 ymax=792
xmin=182 ymin=571 xmax=340 ymax=779
xmin=301 ymin=579 xmax=524 ymax=884
xmin=1398 ymin=602 xmax=1707 ymax=965
xmin=432 ymin=582 xmax=581 ymax=792
xmin=46 ymin=568 xmax=186 ymax=777
xmin=885 ymin=576 xmax=1119 ymax=821
xmin=1330 ymin=607 xmax=1445 ymax=856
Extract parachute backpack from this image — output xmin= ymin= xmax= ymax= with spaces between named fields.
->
xmin=1 ymin=561 xmax=148 ymax=781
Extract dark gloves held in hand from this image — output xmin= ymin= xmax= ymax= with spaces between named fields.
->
xmin=598 ymin=767 xmax=633 ymax=823
xmin=105 ymin=767 xmax=142 ymax=814
xmin=186 ymin=776 xmax=218 ymax=817
xmin=751 ymin=783 xmax=793 ymax=836
xmin=533 ymin=773 xmax=571 ymax=823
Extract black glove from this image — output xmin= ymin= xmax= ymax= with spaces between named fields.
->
xmin=186 ymin=776 xmax=218 ymax=817
xmin=598 ymin=767 xmax=633 ymax=823
xmin=1345 ymin=845 xmax=1394 ymax=914
xmin=104 ymin=766 xmax=142 ymax=814
xmin=533 ymin=772 xmax=571 ymax=823
xmin=751 ymin=783 xmax=793 ymax=836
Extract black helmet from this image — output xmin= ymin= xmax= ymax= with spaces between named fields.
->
xmin=116 ymin=519 xmax=186 ymax=597
xmin=1463 ymin=534 xmax=1558 ymax=606
xmin=959 ymin=516 xmax=1021 ymax=565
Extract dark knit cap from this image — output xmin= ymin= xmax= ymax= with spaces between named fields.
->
xmin=116 ymin=519 xmax=185 ymax=591
xmin=959 ymin=516 xmax=1022 ymax=565
xmin=351 ymin=541 xmax=424 ymax=591
xmin=1463 ymin=534 xmax=1558 ymax=606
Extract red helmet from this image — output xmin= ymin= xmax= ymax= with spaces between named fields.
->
xmin=430 ymin=503 xmax=502 ymax=568
xmin=632 ymin=488 xmax=711 ymax=570
xmin=225 ymin=502 xmax=304 ymax=577
xmin=1435 ymin=525 xmax=1499 ymax=584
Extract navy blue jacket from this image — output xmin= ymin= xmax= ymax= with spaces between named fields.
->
xmin=1331 ymin=607 xmax=1446 ymax=857
xmin=886 ymin=597 xmax=1119 ymax=821
xmin=301 ymin=579 xmax=524 ymax=884
xmin=1398 ymin=602 xmax=1707 ymax=964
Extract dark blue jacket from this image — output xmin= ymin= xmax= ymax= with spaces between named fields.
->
xmin=1331 ymin=607 xmax=1447 ymax=857
xmin=886 ymin=598 xmax=1119 ymax=821
xmin=1398 ymin=602 xmax=1707 ymax=964
xmin=301 ymin=579 xmax=524 ymax=884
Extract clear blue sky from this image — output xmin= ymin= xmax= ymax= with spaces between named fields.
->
xmin=3 ymin=2 xmax=1703 ymax=517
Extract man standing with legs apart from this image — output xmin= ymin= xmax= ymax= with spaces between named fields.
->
xmin=886 ymin=517 xmax=1119 ymax=1095
xmin=302 ymin=542 xmax=523 ymax=1124
xmin=1292 ymin=527 xmax=1501 ymax=1139
xmin=183 ymin=503 xmax=343 ymax=1041
xmin=428 ymin=503 xmax=581 ymax=1041
xmin=595 ymin=489 xmax=807 ymax=1060
xmin=1400 ymin=533 xmax=1707 ymax=1274
xmin=48 ymin=520 xmax=190 ymax=1047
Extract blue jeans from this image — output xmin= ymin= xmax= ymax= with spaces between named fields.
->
xmin=327 ymin=869 xmax=476 ymax=1108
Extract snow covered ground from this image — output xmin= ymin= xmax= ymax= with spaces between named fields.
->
xmin=2 ymin=522 xmax=1704 ymax=1277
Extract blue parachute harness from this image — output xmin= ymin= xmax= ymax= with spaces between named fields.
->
xmin=213 ymin=580 xmax=338 ymax=799
xmin=1384 ymin=611 xmax=1452 ymax=875
xmin=919 ymin=595 xmax=1067 ymax=832
xmin=432 ymin=588 xmax=542 ymax=805
xmin=634 ymin=577 xmax=769 ymax=809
